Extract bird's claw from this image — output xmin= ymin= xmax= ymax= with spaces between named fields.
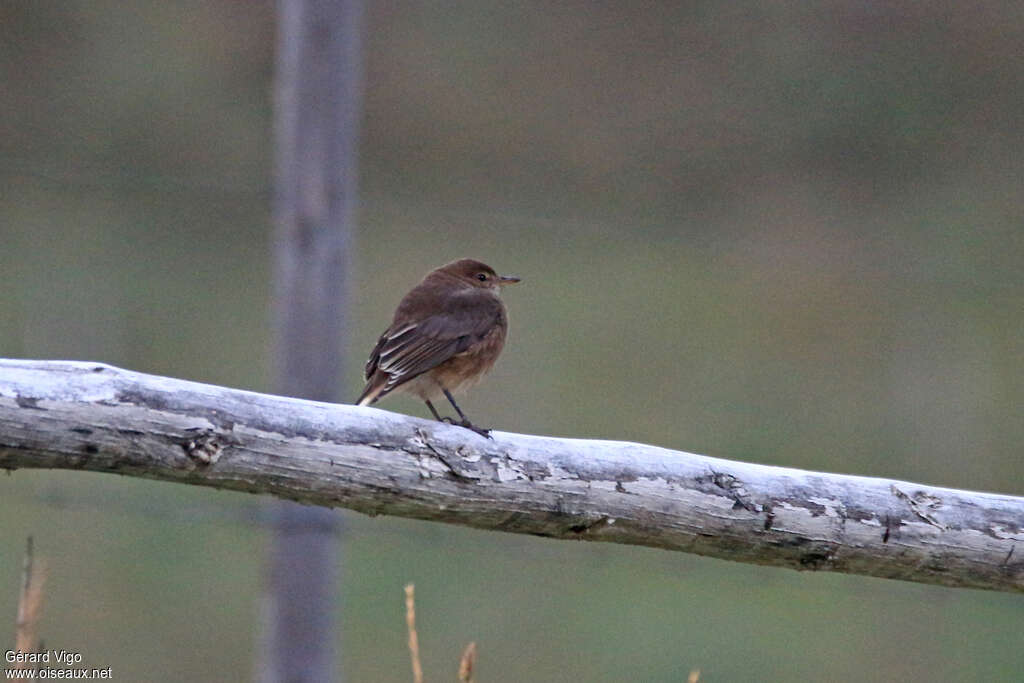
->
xmin=463 ymin=422 xmax=493 ymax=439
xmin=440 ymin=416 xmax=492 ymax=439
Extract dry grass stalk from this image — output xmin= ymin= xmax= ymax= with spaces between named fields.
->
xmin=404 ymin=583 xmax=424 ymax=683
xmin=457 ymin=641 xmax=476 ymax=683
xmin=14 ymin=537 xmax=47 ymax=670
xmin=688 ymin=669 xmax=700 ymax=682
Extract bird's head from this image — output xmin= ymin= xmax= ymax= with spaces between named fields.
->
xmin=438 ymin=258 xmax=521 ymax=291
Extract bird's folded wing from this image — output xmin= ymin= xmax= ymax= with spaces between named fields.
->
xmin=365 ymin=292 xmax=502 ymax=391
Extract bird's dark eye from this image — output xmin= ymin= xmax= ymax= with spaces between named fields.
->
xmin=476 ymin=273 xmax=487 ymax=281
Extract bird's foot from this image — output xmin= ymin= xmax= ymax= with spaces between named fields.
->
xmin=441 ymin=417 xmax=492 ymax=439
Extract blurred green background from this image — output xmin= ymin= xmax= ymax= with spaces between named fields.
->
xmin=2 ymin=1 xmax=1022 ymax=681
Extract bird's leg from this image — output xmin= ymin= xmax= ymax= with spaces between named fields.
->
xmin=426 ymin=397 xmax=488 ymax=437
xmin=424 ymin=399 xmax=445 ymax=422
xmin=442 ymin=388 xmax=492 ymax=438
xmin=442 ymin=389 xmax=469 ymax=422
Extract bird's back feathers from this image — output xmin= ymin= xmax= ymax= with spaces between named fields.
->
xmin=356 ymin=275 xmax=507 ymax=405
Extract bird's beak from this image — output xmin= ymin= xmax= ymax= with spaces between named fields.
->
xmin=499 ymin=275 xmax=521 ymax=285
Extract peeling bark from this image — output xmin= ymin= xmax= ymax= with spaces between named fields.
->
xmin=1 ymin=359 xmax=1022 ymax=593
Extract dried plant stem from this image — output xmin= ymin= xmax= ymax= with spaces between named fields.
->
xmin=14 ymin=537 xmax=47 ymax=670
xmin=405 ymin=584 xmax=424 ymax=683
xmin=457 ymin=642 xmax=476 ymax=683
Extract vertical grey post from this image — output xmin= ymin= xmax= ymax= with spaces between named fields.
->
xmin=263 ymin=0 xmax=364 ymax=681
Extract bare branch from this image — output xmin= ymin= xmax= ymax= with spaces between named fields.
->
xmin=1 ymin=359 xmax=1022 ymax=593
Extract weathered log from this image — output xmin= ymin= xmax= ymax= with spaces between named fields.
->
xmin=1 ymin=359 xmax=1021 ymax=592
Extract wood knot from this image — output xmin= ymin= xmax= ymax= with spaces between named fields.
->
xmin=181 ymin=429 xmax=224 ymax=466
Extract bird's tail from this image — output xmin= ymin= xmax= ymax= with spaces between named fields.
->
xmin=355 ymin=374 xmax=387 ymax=406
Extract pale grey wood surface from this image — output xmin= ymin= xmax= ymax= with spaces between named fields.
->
xmin=1 ymin=359 xmax=1021 ymax=593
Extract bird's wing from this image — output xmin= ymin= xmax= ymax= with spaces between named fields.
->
xmin=363 ymin=290 xmax=503 ymax=397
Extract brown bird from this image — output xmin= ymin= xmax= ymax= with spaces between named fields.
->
xmin=356 ymin=258 xmax=521 ymax=437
